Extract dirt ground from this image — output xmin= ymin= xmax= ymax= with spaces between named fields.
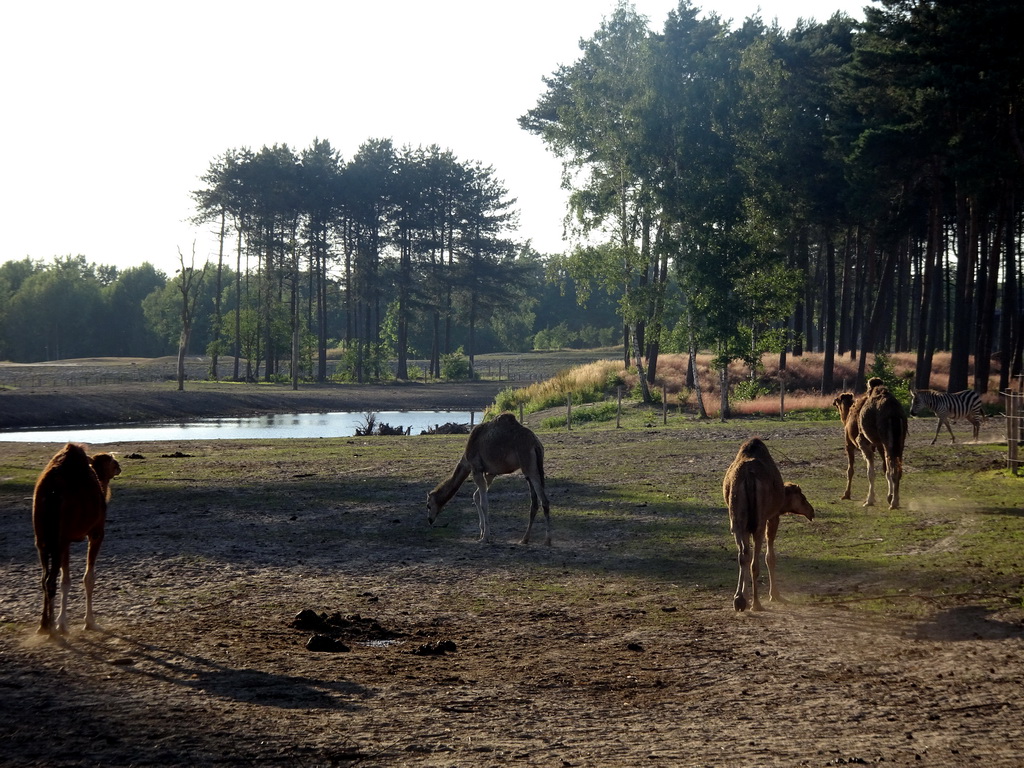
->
xmin=1 ymin=379 xmax=1023 ymax=767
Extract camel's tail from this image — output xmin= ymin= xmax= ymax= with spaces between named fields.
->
xmin=33 ymin=487 xmax=62 ymax=550
xmin=889 ymin=415 xmax=907 ymax=470
xmin=727 ymin=470 xmax=760 ymax=536
xmin=742 ymin=473 xmax=761 ymax=534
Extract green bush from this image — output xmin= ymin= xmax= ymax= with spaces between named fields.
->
xmin=868 ymin=352 xmax=910 ymax=402
xmin=441 ymin=348 xmax=472 ymax=380
xmin=540 ymin=401 xmax=619 ymax=429
xmin=733 ymin=379 xmax=774 ymax=401
xmin=493 ymin=386 xmax=526 ymax=413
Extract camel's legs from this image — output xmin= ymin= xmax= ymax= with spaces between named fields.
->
xmin=83 ymin=533 xmax=103 ymax=630
xmin=841 ymin=444 xmax=855 ymax=500
xmin=519 ymin=474 xmax=552 ymax=546
xmin=56 ymin=548 xmax=72 ymax=633
xmin=733 ymin=532 xmax=751 ymax=612
xmin=765 ymin=516 xmax=782 ymax=604
xmin=750 ymin=535 xmax=765 ymax=611
xmin=860 ymin=443 xmax=877 ymax=507
xmin=38 ymin=546 xmax=57 ymax=634
xmin=885 ymin=454 xmax=901 ymax=510
xmin=520 ymin=478 xmax=539 ymax=545
xmin=471 ymin=471 xmax=492 ymax=543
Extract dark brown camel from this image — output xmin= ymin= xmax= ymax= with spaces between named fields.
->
xmin=858 ymin=378 xmax=908 ymax=509
xmin=33 ymin=443 xmax=121 ymax=634
xmin=723 ymin=438 xmax=814 ymax=612
xmin=427 ymin=413 xmax=550 ymax=545
xmin=836 ymin=378 xmax=907 ymax=510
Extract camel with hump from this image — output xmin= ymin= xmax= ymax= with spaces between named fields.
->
xmin=834 ymin=377 xmax=907 ymax=510
xmin=33 ymin=442 xmax=121 ymax=634
xmin=723 ymin=438 xmax=814 ymax=612
xmin=427 ymin=413 xmax=551 ymax=545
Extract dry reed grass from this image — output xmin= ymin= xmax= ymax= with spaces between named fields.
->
xmin=609 ymin=351 xmax=1005 ymax=417
xmin=493 ymin=359 xmax=623 ymax=414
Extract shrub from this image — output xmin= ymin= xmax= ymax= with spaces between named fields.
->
xmin=441 ymin=348 xmax=472 ymax=380
xmin=734 ymin=379 xmax=774 ymax=401
xmin=540 ymin=401 xmax=619 ymax=429
xmin=869 ymin=352 xmax=910 ymax=402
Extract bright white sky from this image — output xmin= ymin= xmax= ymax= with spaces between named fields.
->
xmin=2 ymin=0 xmax=866 ymax=278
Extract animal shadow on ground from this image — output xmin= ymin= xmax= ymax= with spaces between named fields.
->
xmin=915 ymin=605 xmax=1024 ymax=642
xmin=68 ymin=629 xmax=372 ymax=710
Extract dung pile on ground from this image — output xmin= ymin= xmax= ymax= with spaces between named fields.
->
xmin=291 ymin=609 xmax=405 ymax=652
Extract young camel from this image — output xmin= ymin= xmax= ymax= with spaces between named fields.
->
xmin=835 ymin=378 xmax=907 ymax=510
xmin=33 ymin=443 xmax=121 ymax=634
xmin=723 ymin=438 xmax=815 ymax=612
xmin=833 ymin=391 xmax=865 ymax=502
xmin=427 ymin=413 xmax=551 ymax=545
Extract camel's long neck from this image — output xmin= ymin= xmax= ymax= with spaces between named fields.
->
xmin=431 ymin=458 xmax=471 ymax=508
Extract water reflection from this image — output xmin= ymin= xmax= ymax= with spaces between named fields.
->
xmin=0 ymin=410 xmax=477 ymax=444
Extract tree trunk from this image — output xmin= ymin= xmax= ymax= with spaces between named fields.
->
xmin=948 ymin=193 xmax=977 ymax=391
xmin=630 ymin=326 xmax=652 ymax=404
xmin=1000 ymin=191 xmax=1018 ymax=389
xmin=822 ymin=233 xmax=837 ymax=393
xmin=290 ymin=235 xmax=300 ymax=392
xmin=233 ymin=228 xmax=243 ymax=381
xmin=210 ymin=208 xmax=226 ymax=380
xmin=719 ymin=364 xmax=730 ymax=422
xmin=976 ymin=199 xmax=1005 ymax=394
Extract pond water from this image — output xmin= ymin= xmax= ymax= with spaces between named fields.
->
xmin=0 ymin=410 xmax=478 ymax=444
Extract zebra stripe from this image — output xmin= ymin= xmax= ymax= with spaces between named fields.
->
xmin=910 ymin=389 xmax=983 ymax=444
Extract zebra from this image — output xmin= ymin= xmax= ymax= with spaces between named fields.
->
xmin=909 ymin=388 xmax=984 ymax=444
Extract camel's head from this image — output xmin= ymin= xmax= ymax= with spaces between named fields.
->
xmin=782 ymin=482 xmax=814 ymax=521
xmin=832 ymin=393 xmax=855 ymax=424
xmin=91 ymin=453 xmax=122 ymax=483
xmin=426 ymin=492 xmax=442 ymax=526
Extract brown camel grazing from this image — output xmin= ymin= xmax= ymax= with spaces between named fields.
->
xmin=33 ymin=443 xmax=121 ymax=634
xmin=723 ymin=438 xmax=815 ymax=612
xmin=427 ymin=413 xmax=550 ymax=545
xmin=836 ymin=378 xmax=907 ymax=510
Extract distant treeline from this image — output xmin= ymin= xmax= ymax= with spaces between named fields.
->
xmin=0 ymin=253 xmax=621 ymax=378
xmin=523 ymin=0 xmax=1024 ymax=400
xmin=3 ymin=1 xmax=1023 ymax=399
